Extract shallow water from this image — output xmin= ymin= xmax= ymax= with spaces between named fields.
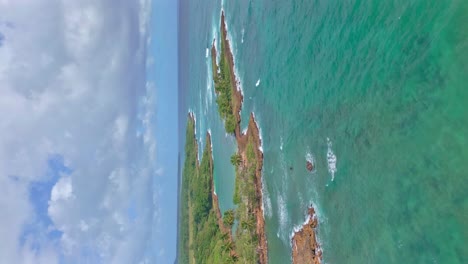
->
xmin=182 ymin=0 xmax=468 ymax=263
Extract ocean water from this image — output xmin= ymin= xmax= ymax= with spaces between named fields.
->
xmin=181 ymin=0 xmax=468 ymax=263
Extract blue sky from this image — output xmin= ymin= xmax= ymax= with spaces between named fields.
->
xmin=149 ymin=0 xmax=179 ymax=262
xmin=0 ymin=0 xmax=177 ymax=263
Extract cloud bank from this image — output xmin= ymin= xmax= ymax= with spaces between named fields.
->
xmin=0 ymin=0 xmax=156 ymax=263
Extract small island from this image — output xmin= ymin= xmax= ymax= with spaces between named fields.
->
xmin=291 ymin=207 xmax=322 ymax=264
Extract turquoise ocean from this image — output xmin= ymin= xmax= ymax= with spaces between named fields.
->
xmin=180 ymin=0 xmax=467 ymax=263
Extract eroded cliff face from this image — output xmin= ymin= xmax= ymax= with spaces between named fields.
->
xmin=292 ymin=207 xmax=322 ymax=264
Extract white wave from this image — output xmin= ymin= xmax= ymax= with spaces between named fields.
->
xmin=291 ymin=212 xmax=313 ymax=238
xmin=258 ymin=132 xmax=263 ymax=152
xmin=242 ymin=126 xmax=248 ymax=135
xmin=275 ymin=149 xmax=293 ymax=243
xmin=236 ymin=75 xmax=244 ymax=97
xmin=327 ymin=138 xmax=337 ymax=181
xmin=188 ymin=109 xmax=197 ymax=135
xmin=205 ymin=47 xmax=209 ymax=58
xmin=211 ymin=20 xmax=220 ymax=67
xmin=206 ymin=59 xmax=213 ymax=105
xmin=277 ymin=194 xmax=289 ymax=242
xmin=256 ymin=79 xmax=261 ymax=87
xmin=262 ymin=178 xmax=272 ymax=219
xmin=290 ymin=200 xmax=323 ymax=240
xmin=241 ymin=28 xmax=245 ymax=43
xmin=252 ymin=112 xmax=263 ymax=153
xmin=280 ymin=136 xmax=283 ymax=150
xmin=208 ymin=129 xmax=214 ymax=163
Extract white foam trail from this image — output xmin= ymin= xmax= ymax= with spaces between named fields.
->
xmin=241 ymin=28 xmax=245 ymax=43
xmin=327 ymin=137 xmax=337 ymax=181
xmin=205 ymin=47 xmax=209 ymax=58
xmin=277 ymin=194 xmax=289 ymax=241
xmin=207 ymin=129 xmax=214 ymax=163
xmin=280 ymin=136 xmax=283 ymax=150
xmin=256 ymin=79 xmax=261 ymax=87
xmin=261 ymin=177 xmax=272 ymax=219
xmin=188 ymin=109 xmax=197 ymax=135
xmin=206 ymin=58 xmax=213 ymax=105
xmin=275 ymin=149 xmax=292 ymax=243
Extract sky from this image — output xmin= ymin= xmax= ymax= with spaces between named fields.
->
xmin=0 ymin=0 xmax=177 ymax=263
xmin=149 ymin=0 xmax=179 ymax=263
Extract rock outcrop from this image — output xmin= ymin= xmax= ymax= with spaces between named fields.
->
xmin=292 ymin=207 xmax=322 ymax=264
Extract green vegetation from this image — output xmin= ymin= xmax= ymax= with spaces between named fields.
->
xmin=223 ymin=209 xmax=235 ymax=228
xmin=212 ymin=27 xmax=236 ymax=134
xmin=178 ymin=118 xmax=237 ymax=264
xmin=231 ymin=140 xmax=260 ymax=263
xmin=178 ymin=118 xmax=196 ymax=264
xmin=179 ymin=15 xmax=263 ymax=262
xmin=230 ymin=153 xmax=242 ymax=166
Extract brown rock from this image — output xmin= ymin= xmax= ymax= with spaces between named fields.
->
xmin=306 ymin=161 xmax=314 ymax=171
xmin=292 ymin=207 xmax=322 ymax=264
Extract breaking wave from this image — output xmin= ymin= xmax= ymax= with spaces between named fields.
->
xmin=262 ymin=178 xmax=272 ymax=219
xmin=327 ymin=138 xmax=337 ymax=181
xmin=276 ymin=193 xmax=289 ymax=241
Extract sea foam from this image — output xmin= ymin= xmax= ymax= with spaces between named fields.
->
xmin=252 ymin=112 xmax=263 ymax=153
xmin=290 ymin=200 xmax=323 ymax=241
xmin=326 ymin=138 xmax=337 ymax=181
xmin=206 ymin=58 xmax=213 ymax=105
xmin=277 ymin=194 xmax=289 ymax=241
xmin=262 ymin=177 xmax=272 ymax=219
xmin=241 ymin=28 xmax=245 ymax=43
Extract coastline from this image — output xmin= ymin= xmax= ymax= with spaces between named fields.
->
xmin=211 ymin=11 xmax=268 ymax=264
xmin=181 ymin=115 xmax=239 ymax=263
xmin=207 ymin=132 xmax=239 ymax=259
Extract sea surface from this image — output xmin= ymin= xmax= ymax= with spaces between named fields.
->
xmin=179 ymin=0 xmax=468 ymax=263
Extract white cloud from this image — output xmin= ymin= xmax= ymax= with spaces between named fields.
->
xmin=50 ymin=177 xmax=73 ymax=202
xmin=0 ymin=0 xmax=156 ymax=263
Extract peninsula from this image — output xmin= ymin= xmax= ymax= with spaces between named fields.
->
xmin=211 ymin=11 xmax=267 ymax=264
